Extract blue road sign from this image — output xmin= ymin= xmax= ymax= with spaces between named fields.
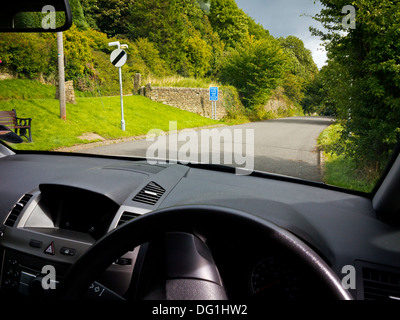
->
xmin=210 ymin=87 xmax=218 ymax=101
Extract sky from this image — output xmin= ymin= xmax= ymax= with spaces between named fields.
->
xmin=235 ymin=0 xmax=328 ymax=69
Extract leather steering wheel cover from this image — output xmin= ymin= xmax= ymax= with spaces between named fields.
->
xmin=57 ymin=205 xmax=353 ymax=300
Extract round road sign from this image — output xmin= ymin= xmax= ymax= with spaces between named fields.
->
xmin=110 ymin=49 xmax=127 ymax=68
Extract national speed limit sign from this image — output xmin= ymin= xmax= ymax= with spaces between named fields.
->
xmin=110 ymin=49 xmax=127 ymax=68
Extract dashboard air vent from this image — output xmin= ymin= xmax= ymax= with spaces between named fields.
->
xmin=132 ymin=182 xmax=165 ymax=205
xmin=117 ymin=212 xmax=141 ymax=226
xmin=362 ymin=267 xmax=400 ymax=300
xmin=4 ymin=194 xmax=32 ymax=227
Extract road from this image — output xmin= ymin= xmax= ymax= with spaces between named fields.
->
xmin=75 ymin=116 xmax=334 ymax=182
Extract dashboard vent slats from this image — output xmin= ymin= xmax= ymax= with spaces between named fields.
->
xmin=117 ymin=212 xmax=141 ymax=226
xmin=362 ymin=267 xmax=400 ymax=300
xmin=132 ymin=182 xmax=165 ymax=205
xmin=4 ymin=194 xmax=32 ymax=227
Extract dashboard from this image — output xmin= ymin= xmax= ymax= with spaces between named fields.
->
xmin=1 ymin=151 xmax=400 ymax=300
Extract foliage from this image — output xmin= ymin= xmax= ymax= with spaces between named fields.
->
xmin=303 ymin=63 xmax=343 ymax=116
xmin=69 ymin=0 xmax=89 ymax=30
xmin=279 ymin=36 xmax=319 ymax=105
xmin=127 ymin=0 xmax=188 ymax=74
xmin=80 ymin=0 xmax=133 ymax=35
xmin=219 ymin=85 xmax=246 ymax=120
xmin=247 ymin=16 xmax=270 ymax=40
xmin=0 ymin=33 xmax=54 ymax=79
xmin=311 ymin=0 xmax=400 ymax=168
xmin=63 ymin=24 xmax=94 ymax=80
xmin=209 ymin=0 xmax=249 ymax=49
xmin=134 ymin=38 xmax=170 ymax=77
xmin=318 ymin=123 xmax=378 ymax=193
xmin=219 ymin=34 xmax=290 ymax=108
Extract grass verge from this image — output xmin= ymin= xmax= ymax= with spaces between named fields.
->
xmin=0 ymin=95 xmax=222 ymax=151
xmin=318 ymin=123 xmax=377 ymax=193
xmin=0 ymin=79 xmax=56 ymax=100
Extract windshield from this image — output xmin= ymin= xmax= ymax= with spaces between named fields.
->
xmin=0 ymin=0 xmax=399 ymax=194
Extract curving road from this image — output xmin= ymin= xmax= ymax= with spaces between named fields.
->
xmin=75 ymin=116 xmax=334 ymax=182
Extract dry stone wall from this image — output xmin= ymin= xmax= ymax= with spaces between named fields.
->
xmin=143 ymin=85 xmax=227 ymax=120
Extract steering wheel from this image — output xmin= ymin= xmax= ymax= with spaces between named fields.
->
xmin=57 ymin=205 xmax=353 ymax=300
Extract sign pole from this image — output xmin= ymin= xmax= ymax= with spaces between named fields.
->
xmin=119 ymin=66 xmax=125 ymax=131
xmin=209 ymin=87 xmax=218 ymax=120
xmin=213 ymin=101 xmax=216 ymax=120
xmin=57 ymin=32 xmax=66 ymax=120
xmin=109 ymin=41 xmax=128 ymax=131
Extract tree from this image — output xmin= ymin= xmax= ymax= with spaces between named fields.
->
xmin=247 ymin=16 xmax=270 ymax=40
xmin=209 ymin=0 xmax=249 ymax=48
xmin=69 ymin=0 xmax=89 ymax=30
xmin=279 ymin=36 xmax=319 ymax=104
xmin=127 ymin=0 xmax=223 ymax=77
xmin=312 ymin=0 xmax=400 ymax=167
xmin=81 ymin=0 xmax=133 ymax=36
xmin=134 ymin=38 xmax=170 ymax=77
xmin=219 ymin=34 xmax=289 ymax=108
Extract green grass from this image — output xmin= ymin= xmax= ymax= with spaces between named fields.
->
xmin=321 ymin=153 xmax=376 ymax=193
xmin=318 ymin=123 xmax=377 ymax=193
xmin=0 ymin=79 xmax=56 ymax=100
xmin=0 ymin=95 xmax=222 ymax=151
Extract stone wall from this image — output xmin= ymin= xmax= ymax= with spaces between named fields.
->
xmin=0 ymin=73 xmax=16 ymax=80
xmin=264 ymin=95 xmax=292 ymax=113
xmin=263 ymin=87 xmax=295 ymax=114
xmin=144 ymin=84 xmax=227 ymax=120
xmin=55 ymin=80 xmax=76 ymax=104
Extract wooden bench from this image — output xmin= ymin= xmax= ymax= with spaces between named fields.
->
xmin=0 ymin=109 xmax=32 ymax=142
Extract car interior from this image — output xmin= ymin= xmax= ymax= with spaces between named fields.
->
xmin=1 ymin=0 xmax=400 ymax=303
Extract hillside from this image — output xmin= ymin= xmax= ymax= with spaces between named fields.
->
xmin=0 ymin=0 xmax=318 ymax=114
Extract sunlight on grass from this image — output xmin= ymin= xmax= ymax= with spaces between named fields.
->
xmin=318 ymin=123 xmax=377 ymax=193
xmin=0 ymin=95 xmax=222 ymax=151
xmin=0 ymin=79 xmax=56 ymax=100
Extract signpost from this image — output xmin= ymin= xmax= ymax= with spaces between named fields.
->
xmin=109 ymin=42 xmax=128 ymax=131
xmin=209 ymin=87 xmax=218 ymax=120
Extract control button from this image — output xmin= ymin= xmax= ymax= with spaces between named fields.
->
xmin=60 ymin=247 xmax=76 ymax=256
xmin=29 ymin=239 xmax=42 ymax=248
xmin=8 ymin=259 xmax=18 ymax=267
xmin=44 ymin=242 xmax=55 ymax=255
xmin=115 ymin=258 xmax=132 ymax=266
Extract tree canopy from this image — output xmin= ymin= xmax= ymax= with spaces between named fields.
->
xmin=311 ymin=0 xmax=400 ymax=167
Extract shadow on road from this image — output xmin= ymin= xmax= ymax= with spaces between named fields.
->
xmin=265 ymin=117 xmax=334 ymax=126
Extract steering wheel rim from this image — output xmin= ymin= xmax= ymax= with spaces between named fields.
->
xmin=57 ymin=205 xmax=353 ymax=300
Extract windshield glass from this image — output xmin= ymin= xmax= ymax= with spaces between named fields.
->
xmin=0 ymin=0 xmax=399 ymax=194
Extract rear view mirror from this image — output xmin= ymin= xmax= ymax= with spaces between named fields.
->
xmin=0 ymin=0 xmax=72 ymax=32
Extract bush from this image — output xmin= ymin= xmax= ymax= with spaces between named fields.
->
xmin=0 ymin=33 xmax=54 ymax=79
xmin=219 ymin=34 xmax=289 ymax=108
xmin=220 ymin=85 xmax=246 ymax=119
